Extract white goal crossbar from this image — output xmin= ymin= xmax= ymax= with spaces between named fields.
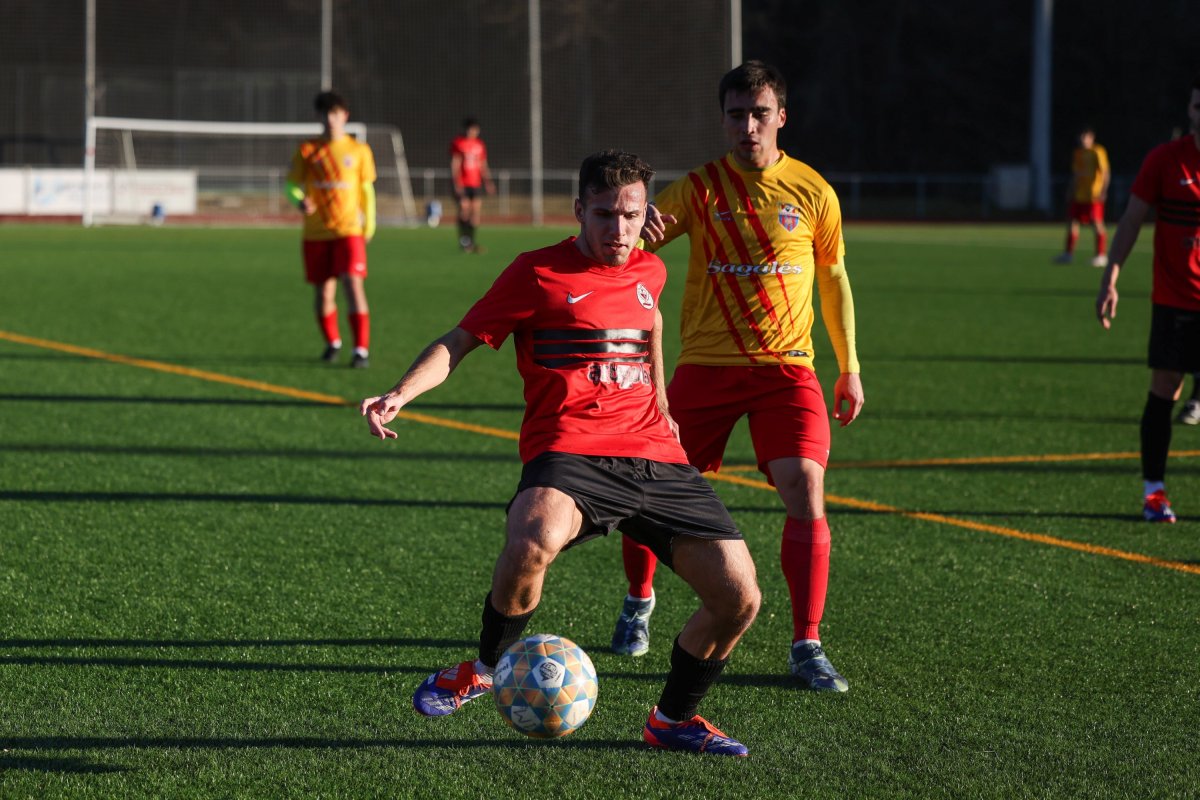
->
xmin=83 ymin=116 xmax=416 ymax=225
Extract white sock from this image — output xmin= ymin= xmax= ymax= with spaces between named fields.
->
xmin=627 ymin=592 xmax=654 ymax=604
xmin=353 ymin=346 xmax=369 ymax=357
xmin=654 ymin=708 xmax=680 ymax=725
xmin=794 ymin=638 xmax=821 ymax=647
xmin=1144 ymin=481 xmax=1165 ymax=497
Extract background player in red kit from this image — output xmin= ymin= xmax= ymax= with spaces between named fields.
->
xmin=286 ymin=91 xmax=377 ymax=368
xmin=449 ymin=117 xmax=495 ymax=253
xmin=1096 ymin=78 xmax=1200 ymax=523
xmin=360 ymin=150 xmax=760 ymax=756
xmin=611 ymin=61 xmax=864 ymax=694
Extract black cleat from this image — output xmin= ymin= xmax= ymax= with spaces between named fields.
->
xmin=321 ymin=344 xmax=342 ymax=363
xmin=350 ymin=353 xmax=369 ymax=369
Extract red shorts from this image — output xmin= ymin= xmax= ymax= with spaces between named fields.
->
xmin=1068 ymin=201 xmax=1104 ymax=225
xmin=666 ymin=364 xmax=831 ymax=482
xmin=303 ymin=236 xmax=367 ymax=284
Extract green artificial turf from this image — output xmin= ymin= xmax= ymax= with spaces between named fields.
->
xmin=0 ymin=223 xmax=1196 ymax=798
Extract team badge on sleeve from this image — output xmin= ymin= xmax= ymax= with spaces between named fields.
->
xmin=779 ymin=202 xmax=801 ymax=232
xmin=636 ymin=283 xmax=655 ymax=309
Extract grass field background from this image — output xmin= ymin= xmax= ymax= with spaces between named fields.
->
xmin=1 ymin=223 xmax=1197 ymax=798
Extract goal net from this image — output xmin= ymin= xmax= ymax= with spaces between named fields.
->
xmin=83 ymin=116 xmax=416 ymax=226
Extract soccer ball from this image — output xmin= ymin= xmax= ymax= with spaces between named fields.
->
xmin=493 ymin=634 xmax=598 ymax=738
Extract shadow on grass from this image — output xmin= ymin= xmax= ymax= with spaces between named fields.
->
xmin=869 ymin=353 xmax=1143 ymax=367
xmin=861 ymin=408 xmax=1136 ymax=425
xmin=0 ymin=490 xmax=507 ymax=510
xmin=0 ymin=393 xmax=339 ymax=409
xmin=0 ymin=443 xmax=516 ymax=463
xmin=0 ymin=736 xmax=648 ymax=753
xmin=0 ymin=637 xmax=475 ymax=649
xmin=0 ymin=755 xmax=130 ymax=774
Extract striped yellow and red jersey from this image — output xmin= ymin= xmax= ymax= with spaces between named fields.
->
xmin=1072 ymin=144 xmax=1110 ymax=202
xmin=287 ymin=135 xmax=376 ymax=240
xmin=649 ymin=152 xmax=859 ymax=373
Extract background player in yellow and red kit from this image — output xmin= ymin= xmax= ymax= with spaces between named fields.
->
xmin=1096 ymin=78 xmax=1200 ymax=523
xmin=610 ymin=61 xmax=864 ymax=693
xmin=449 ymin=117 xmax=495 ymax=253
xmin=1056 ymin=127 xmax=1111 ymax=268
xmin=287 ymin=90 xmax=377 ymax=368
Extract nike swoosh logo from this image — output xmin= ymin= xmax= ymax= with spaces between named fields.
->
xmin=566 ymin=291 xmax=594 ymax=304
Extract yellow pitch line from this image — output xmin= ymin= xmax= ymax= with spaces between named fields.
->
xmin=705 ymin=471 xmax=1200 ymax=577
xmin=0 ymin=330 xmax=519 ymax=442
xmin=4 ymin=329 xmax=1195 ymax=576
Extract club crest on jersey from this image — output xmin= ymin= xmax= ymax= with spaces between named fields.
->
xmin=636 ymin=282 xmax=655 ymax=309
xmin=779 ymin=203 xmax=801 ymax=232
xmin=343 ymin=155 xmax=354 ymax=167
xmin=713 ymin=209 xmax=735 ymax=222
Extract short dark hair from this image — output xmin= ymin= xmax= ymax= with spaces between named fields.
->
xmin=578 ymin=150 xmax=655 ymax=201
xmin=462 ymin=117 xmax=480 ymax=130
xmin=719 ymin=60 xmax=787 ymax=110
xmin=1193 ymin=77 xmax=1200 ymax=93
xmin=314 ymin=91 xmax=348 ymax=114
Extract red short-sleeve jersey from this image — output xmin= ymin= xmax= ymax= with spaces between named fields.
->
xmin=458 ymin=239 xmax=687 ymax=465
xmin=450 ymin=136 xmax=488 ymax=188
xmin=1130 ymin=137 xmax=1200 ymax=310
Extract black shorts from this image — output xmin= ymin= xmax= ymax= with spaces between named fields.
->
xmin=512 ymin=452 xmax=742 ymax=570
xmin=1148 ymin=303 xmax=1200 ymax=372
xmin=459 ymin=186 xmax=481 ymax=200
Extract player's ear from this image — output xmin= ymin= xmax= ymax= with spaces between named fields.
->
xmin=574 ymin=197 xmax=585 ymax=224
xmin=778 ymin=106 xmax=787 ymax=128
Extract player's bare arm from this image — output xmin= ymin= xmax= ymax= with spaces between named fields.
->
xmin=361 ymin=326 xmax=483 ymax=439
xmin=648 ymin=308 xmax=679 ymax=440
xmin=1096 ymin=196 xmax=1151 ymax=329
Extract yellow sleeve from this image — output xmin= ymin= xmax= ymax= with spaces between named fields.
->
xmin=1096 ymin=146 xmax=1110 ymax=176
xmin=815 ymin=260 xmax=860 ymax=374
xmin=361 ymin=182 xmax=377 ymax=240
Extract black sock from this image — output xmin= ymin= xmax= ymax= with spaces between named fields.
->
xmin=1140 ymin=392 xmax=1175 ymax=483
xmin=656 ymin=637 xmax=728 ymax=722
xmin=479 ymin=592 xmax=534 ymax=668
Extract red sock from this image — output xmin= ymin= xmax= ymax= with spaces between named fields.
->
xmin=319 ymin=309 xmax=340 ymax=345
xmin=1065 ymin=229 xmax=1079 ymax=254
xmin=1096 ymin=230 xmax=1107 ymax=256
xmin=350 ymin=312 xmax=370 ymax=351
xmin=621 ymin=534 xmax=657 ymax=598
xmin=781 ymin=516 xmax=831 ymax=642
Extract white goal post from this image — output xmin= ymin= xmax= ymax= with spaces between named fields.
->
xmin=83 ymin=116 xmax=417 ymax=226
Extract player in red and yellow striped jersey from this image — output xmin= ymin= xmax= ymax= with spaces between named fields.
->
xmin=611 ymin=62 xmax=864 ymax=693
xmin=1055 ymin=127 xmax=1110 ymax=267
xmin=287 ymin=91 xmax=377 ymax=368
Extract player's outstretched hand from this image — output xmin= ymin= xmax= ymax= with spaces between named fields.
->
xmin=641 ymin=205 xmax=677 ymax=244
xmin=1096 ymin=284 xmax=1118 ymax=329
xmin=360 ymin=394 xmax=402 ymax=440
xmin=832 ymin=373 xmax=864 ymax=427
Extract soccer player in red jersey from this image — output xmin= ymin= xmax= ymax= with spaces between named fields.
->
xmin=610 ymin=61 xmax=864 ymax=693
xmin=361 ymin=150 xmax=760 ymax=756
xmin=449 ymin=117 xmax=495 ymax=253
xmin=1096 ymin=78 xmax=1200 ymax=523
xmin=287 ymin=91 xmax=377 ymax=368
xmin=1055 ymin=127 xmax=1111 ymax=268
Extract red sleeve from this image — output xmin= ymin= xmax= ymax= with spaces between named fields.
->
xmin=1130 ymin=145 xmax=1165 ymax=205
xmin=458 ymin=257 xmax=537 ymax=349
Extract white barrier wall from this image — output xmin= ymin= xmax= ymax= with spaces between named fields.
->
xmin=0 ymin=169 xmax=197 ymax=216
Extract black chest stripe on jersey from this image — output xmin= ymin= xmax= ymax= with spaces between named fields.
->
xmin=534 ymin=341 xmax=649 ymax=356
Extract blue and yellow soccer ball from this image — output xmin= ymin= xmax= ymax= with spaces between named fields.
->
xmin=493 ymin=634 xmax=598 ymax=738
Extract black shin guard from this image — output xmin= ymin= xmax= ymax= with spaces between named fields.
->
xmin=479 ymin=592 xmax=534 ymax=668
xmin=1140 ymin=392 xmax=1175 ymax=482
xmin=656 ymin=637 xmax=729 ymax=722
